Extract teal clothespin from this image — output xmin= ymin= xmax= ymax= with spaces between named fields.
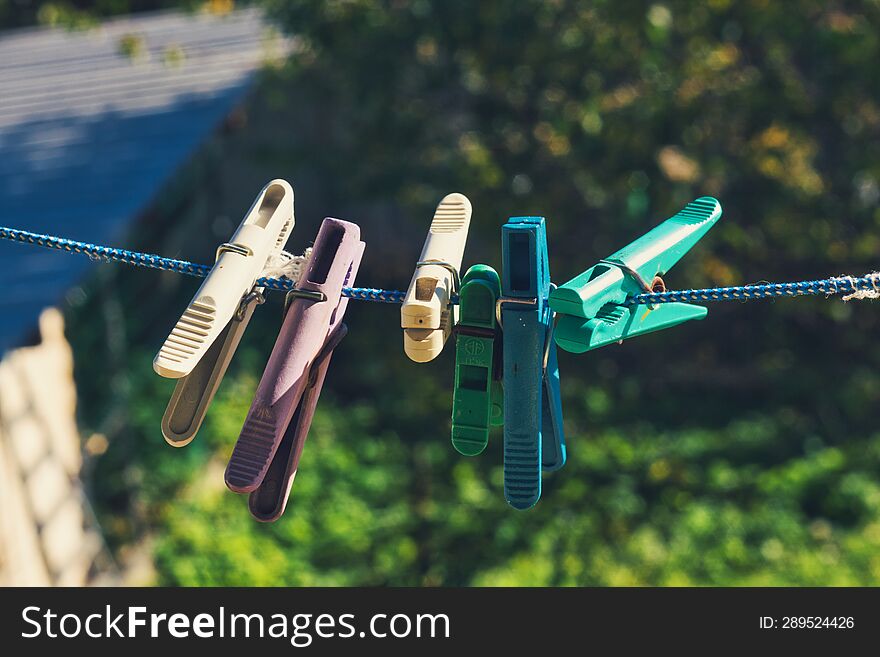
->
xmin=540 ymin=324 xmax=565 ymax=473
xmin=550 ymin=197 xmax=722 ymax=353
xmin=500 ymin=217 xmax=566 ymax=510
xmin=451 ymin=264 xmax=504 ymax=456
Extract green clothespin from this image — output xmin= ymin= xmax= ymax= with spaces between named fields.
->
xmin=550 ymin=197 xmax=722 ymax=353
xmin=451 ymin=264 xmax=503 ymax=456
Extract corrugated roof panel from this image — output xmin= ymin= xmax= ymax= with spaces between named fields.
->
xmin=0 ymin=8 xmax=281 ymax=351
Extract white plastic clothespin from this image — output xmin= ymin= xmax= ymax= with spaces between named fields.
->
xmin=154 ymin=179 xmax=296 ymax=446
xmin=401 ymin=193 xmax=472 ymax=362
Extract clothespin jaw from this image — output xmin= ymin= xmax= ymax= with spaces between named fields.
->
xmin=160 ymin=291 xmax=262 ymax=446
xmin=155 ymin=179 xmax=295 ymax=446
xmin=554 ymin=301 xmax=708 ymax=353
xmin=540 ymin=331 xmax=566 ymax=471
xmin=500 ymin=216 xmax=566 ymax=510
xmin=248 ymin=323 xmax=349 ymax=522
xmin=401 ymin=193 xmax=472 ymax=363
xmin=225 ymin=217 xmax=364 ymax=509
xmin=550 ymin=197 xmax=722 ymax=354
xmin=451 ymin=264 xmax=503 ymax=456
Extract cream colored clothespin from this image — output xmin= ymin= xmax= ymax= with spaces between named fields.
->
xmin=154 ymin=179 xmax=295 ymax=446
xmin=401 ymin=193 xmax=472 ymax=362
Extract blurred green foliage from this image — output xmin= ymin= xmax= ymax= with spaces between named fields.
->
xmin=41 ymin=0 xmax=880 ymax=584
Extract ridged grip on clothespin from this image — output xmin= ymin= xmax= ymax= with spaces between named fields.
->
xmin=153 ymin=179 xmax=295 ymax=378
xmin=401 ymin=193 xmax=472 ymax=362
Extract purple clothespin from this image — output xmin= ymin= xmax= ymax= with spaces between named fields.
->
xmin=224 ymin=217 xmax=364 ymax=521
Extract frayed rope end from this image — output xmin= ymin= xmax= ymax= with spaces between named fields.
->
xmin=261 ymin=247 xmax=313 ymax=283
xmin=841 ymin=272 xmax=880 ymax=301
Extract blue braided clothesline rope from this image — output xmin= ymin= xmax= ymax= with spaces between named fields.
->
xmin=627 ymin=275 xmax=880 ymax=306
xmin=1 ymin=226 xmax=877 ymax=307
xmin=0 ymin=226 xmax=406 ymax=304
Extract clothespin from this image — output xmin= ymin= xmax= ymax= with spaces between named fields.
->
xmin=224 ymin=217 xmax=364 ymax=522
xmin=498 ymin=217 xmax=566 ymax=510
xmin=401 ymin=193 xmax=472 ymax=363
xmin=154 ymin=180 xmax=295 ymax=447
xmin=247 ymin=323 xmax=348 ymax=522
xmin=451 ymin=264 xmax=503 ymax=456
xmin=550 ymin=197 xmax=722 ymax=353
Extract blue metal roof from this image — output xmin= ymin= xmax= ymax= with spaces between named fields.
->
xmin=0 ymin=8 xmax=280 ymax=351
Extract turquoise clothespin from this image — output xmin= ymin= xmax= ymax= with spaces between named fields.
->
xmin=451 ymin=264 xmax=503 ymax=456
xmin=499 ymin=217 xmax=566 ymax=510
xmin=541 ymin=326 xmax=565 ymax=473
xmin=550 ymin=197 xmax=722 ymax=353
